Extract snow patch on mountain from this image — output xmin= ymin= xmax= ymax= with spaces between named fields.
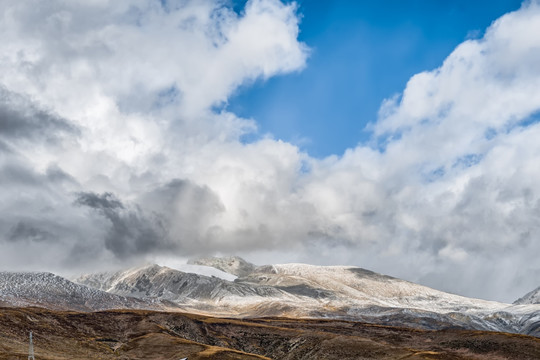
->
xmin=188 ymin=256 xmax=256 ymax=277
xmin=160 ymin=263 xmax=237 ymax=282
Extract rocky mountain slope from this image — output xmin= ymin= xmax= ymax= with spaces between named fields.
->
xmin=515 ymin=286 xmax=540 ymax=305
xmin=1 ymin=307 xmax=540 ymax=360
xmin=75 ymin=264 xmax=291 ymax=317
xmin=73 ymin=258 xmax=540 ymax=337
xmin=0 ymin=271 xmax=174 ymax=312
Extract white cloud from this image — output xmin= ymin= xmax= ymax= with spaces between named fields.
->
xmin=307 ymin=0 xmax=540 ymax=301
xmin=0 ymin=0 xmax=309 ymax=270
xmin=0 ymin=0 xmax=540 ymax=302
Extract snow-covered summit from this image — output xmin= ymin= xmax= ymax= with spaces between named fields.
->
xmin=514 ymin=286 xmax=540 ymax=305
xmin=75 ymin=263 xmax=285 ymax=309
xmin=188 ymin=256 xmax=256 ymax=277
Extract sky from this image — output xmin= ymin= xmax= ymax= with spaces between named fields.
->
xmin=228 ymin=0 xmax=524 ymax=157
xmin=0 ymin=0 xmax=539 ymax=303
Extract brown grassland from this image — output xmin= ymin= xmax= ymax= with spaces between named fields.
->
xmin=0 ymin=307 xmax=539 ymax=359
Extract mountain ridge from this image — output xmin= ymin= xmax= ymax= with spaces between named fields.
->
xmin=73 ymin=258 xmax=540 ymax=337
xmin=0 ymin=257 xmax=538 ymax=337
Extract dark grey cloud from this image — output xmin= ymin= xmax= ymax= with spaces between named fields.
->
xmin=0 ymin=160 xmax=79 ymax=191
xmin=45 ymin=164 xmax=79 ymax=185
xmin=75 ymin=191 xmax=169 ymax=258
xmin=0 ymin=178 xmax=227 ymax=271
xmin=0 ymin=86 xmax=79 ymax=144
xmin=139 ymin=179 xmax=225 ymax=252
xmin=7 ymin=221 xmax=54 ymax=243
xmin=0 ymin=139 xmax=13 ymax=154
xmin=71 ymin=180 xmax=228 ymax=259
xmin=140 ymin=179 xmax=224 ymax=218
xmin=75 ymin=192 xmax=124 ymax=210
xmin=0 ymin=163 xmax=41 ymax=186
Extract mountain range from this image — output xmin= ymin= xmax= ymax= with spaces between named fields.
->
xmin=1 ymin=256 xmax=539 ymax=338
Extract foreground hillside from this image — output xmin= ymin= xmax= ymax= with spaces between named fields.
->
xmin=0 ymin=307 xmax=539 ymax=360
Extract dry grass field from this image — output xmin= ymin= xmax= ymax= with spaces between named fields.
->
xmin=0 ymin=307 xmax=539 ymax=359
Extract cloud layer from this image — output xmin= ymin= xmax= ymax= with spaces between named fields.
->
xmin=0 ymin=0 xmax=539 ymax=302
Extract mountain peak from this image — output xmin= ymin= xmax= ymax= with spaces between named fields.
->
xmin=187 ymin=256 xmax=256 ymax=277
xmin=514 ymin=286 xmax=540 ymax=305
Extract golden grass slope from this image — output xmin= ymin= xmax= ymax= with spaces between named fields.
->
xmin=0 ymin=307 xmax=539 ymax=359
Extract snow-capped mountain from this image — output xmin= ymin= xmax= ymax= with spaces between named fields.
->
xmin=73 ymin=258 xmax=540 ymax=336
xmin=1 ymin=259 xmax=537 ymax=337
xmin=0 ymin=271 xmax=173 ymax=312
xmin=515 ymin=286 xmax=540 ymax=305
xmin=75 ymin=263 xmax=288 ymax=314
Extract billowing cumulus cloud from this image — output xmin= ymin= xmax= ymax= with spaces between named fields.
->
xmin=0 ymin=0 xmax=310 ymax=274
xmin=0 ymin=0 xmax=539 ymax=302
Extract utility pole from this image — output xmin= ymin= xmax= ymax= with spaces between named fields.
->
xmin=28 ymin=331 xmax=35 ymax=360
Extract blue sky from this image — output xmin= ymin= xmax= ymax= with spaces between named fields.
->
xmin=228 ymin=0 xmax=523 ymax=157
